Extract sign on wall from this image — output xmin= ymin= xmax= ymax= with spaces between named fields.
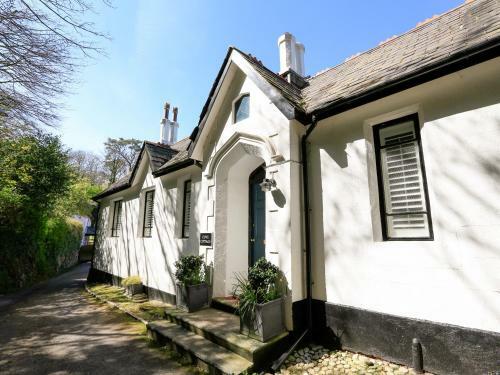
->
xmin=200 ymin=233 xmax=212 ymax=246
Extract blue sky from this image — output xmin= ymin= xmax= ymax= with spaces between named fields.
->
xmin=58 ymin=0 xmax=463 ymax=154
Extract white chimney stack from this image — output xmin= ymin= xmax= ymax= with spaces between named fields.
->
xmin=278 ymin=32 xmax=305 ymax=76
xmin=160 ymin=101 xmax=179 ymax=145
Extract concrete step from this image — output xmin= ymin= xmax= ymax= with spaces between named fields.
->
xmin=163 ymin=306 xmax=289 ymax=368
xmin=211 ymin=296 xmax=239 ymax=315
xmin=148 ymin=320 xmax=252 ymax=375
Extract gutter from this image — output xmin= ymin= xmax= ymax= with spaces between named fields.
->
xmin=270 ymin=37 xmax=500 ymax=373
xmin=152 ymin=159 xmax=198 ymax=177
xmin=309 ymin=38 xmax=500 ymax=121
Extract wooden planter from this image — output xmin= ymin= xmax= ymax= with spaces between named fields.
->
xmin=176 ymin=283 xmax=209 ymax=312
xmin=124 ymin=283 xmax=143 ymax=297
xmin=240 ymin=297 xmax=285 ymax=342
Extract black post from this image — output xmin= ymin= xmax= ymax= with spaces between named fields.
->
xmin=412 ymin=338 xmax=424 ymax=374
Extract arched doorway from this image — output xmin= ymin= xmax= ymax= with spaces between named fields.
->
xmin=212 ymin=142 xmax=266 ymax=297
xmin=248 ymin=165 xmax=266 ymax=267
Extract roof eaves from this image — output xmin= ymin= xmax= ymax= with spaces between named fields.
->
xmin=309 ymin=36 xmax=500 ymax=121
xmin=153 ymin=158 xmax=197 ymax=177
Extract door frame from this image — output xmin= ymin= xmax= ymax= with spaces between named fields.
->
xmin=248 ymin=164 xmax=266 ymax=268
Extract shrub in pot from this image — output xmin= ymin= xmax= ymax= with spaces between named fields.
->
xmin=174 ymin=255 xmax=209 ymax=312
xmin=122 ymin=275 xmax=143 ymax=297
xmin=233 ymin=258 xmax=285 ymax=342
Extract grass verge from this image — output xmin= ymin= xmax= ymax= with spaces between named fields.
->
xmin=86 ymin=282 xmax=207 ymax=375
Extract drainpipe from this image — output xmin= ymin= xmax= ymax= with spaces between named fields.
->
xmin=302 ymin=114 xmax=318 ymax=337
xmin=88 ymin=202 xmax=100 ymax=280
xmin=270 ymin=115 xmax=319 ymax=373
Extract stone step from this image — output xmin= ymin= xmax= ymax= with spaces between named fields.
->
xmin=163 ymin=306 xmax=289 ymax=368
xmin=131 ymin=293 xmax=148 ymax=302
xmin=148 ymin=320 xmax=252 ymax=375
xmin=211 ymin=297 xmax=239 ymax=315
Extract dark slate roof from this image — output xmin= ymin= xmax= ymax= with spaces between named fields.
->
xmin=144 ymin=141 xmax=178 ymax=171
xmin=235 ymin=48 xmax=304 ymax=112
xmin=93 ymin=173 xmax=131 ymax=200
xmin=153 ymin=137 xmax=194 ymax=176
xmin=302 ymin=0 xmax=500 ymax=113
xmin=93 ymin=139 xmax=186 ymax=200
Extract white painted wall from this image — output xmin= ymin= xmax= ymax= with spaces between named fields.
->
xmin=196 ymin=65 xmax=304 ymax=311
xmin=93 ymin=54 xmax=305 ymax=323
xmin=309 ymin=58 xmax=500 ymax=332
xmin=94 ymin=156 xmax=202 ymax=298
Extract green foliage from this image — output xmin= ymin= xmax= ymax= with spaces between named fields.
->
xmin=0 ymin=132 xmax=72 ymax=223
xmin=174 ymin=255 xmax=205 ymax=286
xmin=233 ymin=259 xmax=284 ymax=322
xmin=54 ymin=178 xmax=101 ymax=218
xmin=0 ymin=132 xmax=83 ymax=292
xmin=122 ymin=275 xmax=142 ymax=286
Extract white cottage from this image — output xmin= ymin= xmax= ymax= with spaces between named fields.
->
xmin=90 ymin=1 xmax=500 ymax=373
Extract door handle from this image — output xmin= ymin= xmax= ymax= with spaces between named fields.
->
xmin=250 ymin=238 xmax=255 ymax=242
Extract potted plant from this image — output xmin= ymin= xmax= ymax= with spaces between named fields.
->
xmin=122 ymin=275 xmax=143 ymax=297
xmin=174 ymin=255 xmax=209 ymax=312
xmin=233 ymin=258 xmax=285 ymax=342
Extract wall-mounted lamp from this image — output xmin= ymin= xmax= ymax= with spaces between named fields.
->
xmin=260 ymin=178 xmax=277 ymax=192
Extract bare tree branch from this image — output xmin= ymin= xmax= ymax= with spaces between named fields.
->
xmin=0 ymin=0 xmax=110 ymax=133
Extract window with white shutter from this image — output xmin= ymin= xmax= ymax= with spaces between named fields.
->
xmin=142 ymin=190 xmax=155 ymax=237
xmin=111 ymin=200 xmax=122 ymax=237
xmin=182 ymin=180 xmax=191 ymax=238
xmin=373 ymin=114 xmax=433 ymax=240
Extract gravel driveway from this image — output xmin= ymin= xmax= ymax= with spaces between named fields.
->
xmin=0 ymin=263 xmax=189 ymax=375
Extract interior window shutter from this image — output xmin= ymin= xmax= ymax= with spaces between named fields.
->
xmin=182 ymin=181 xmax=191 ymax=238
xmin=377 ymin=118 xmax=431 ymax=239
xmin=112 ymin=200 xmax=122 ymax=237
xmin=143 ymin=190 xmax=155 ymax=237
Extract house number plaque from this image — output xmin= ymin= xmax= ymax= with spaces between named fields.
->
xmin=200 ymin=233 xmax=212 ymax=246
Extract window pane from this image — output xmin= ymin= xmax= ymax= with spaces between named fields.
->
xmin=375 ymin=117 xmax=431 ymax=239
xmin=182 ymin=181 xmax=191 ymax=238
xmin=380 ymin=140 xmax=426 ymax=215
xmin=112 ymin=200 xmax=122 ymax=237
xmin=143 ymin=190 xmax=154 ymax=237
xmin=235 ymin=95 xmax=249 ymax=123
xmin=379 ymin=120 xmax=415 ymax=146
xmin=387 ymin=214 xmax=429 ymax=238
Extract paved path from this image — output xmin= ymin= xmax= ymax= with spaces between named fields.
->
xmin=0 ymin=263 xmax=189 ymax=375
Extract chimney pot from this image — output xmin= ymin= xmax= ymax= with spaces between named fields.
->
xmin=277 ymin=32 xmax=305 ymax=76
xmin=164 ymin=102 xmax=170 ymax=119
xmin=160 ymin=102 xmax=179 ymax=145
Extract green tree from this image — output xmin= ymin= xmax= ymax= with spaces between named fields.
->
xmin=54 ymin=179 xmax=101 ymax=218
xmin=104 ymin=137 xmax=141 ymax=183
xmin=0 ymin=132 xmax=74 ymax=291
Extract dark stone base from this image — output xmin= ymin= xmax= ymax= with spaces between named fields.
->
xmin=86 ymin=267 xmax=176 ymax=305
xmin=320 ymin=301 xmax=500 ymax=374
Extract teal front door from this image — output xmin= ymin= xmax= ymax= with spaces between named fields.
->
xmin=249 ymin=166 xmax=266 ymax=267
